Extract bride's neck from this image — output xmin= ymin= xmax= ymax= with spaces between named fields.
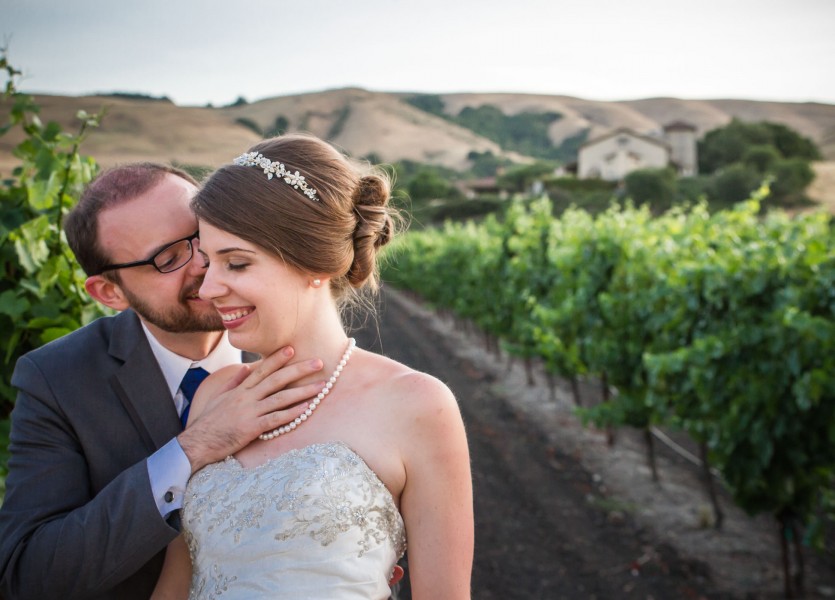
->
xmin=277 ymin=309 xmax=352 ymax=384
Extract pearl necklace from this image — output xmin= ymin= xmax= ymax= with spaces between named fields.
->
xmin=258 ymin=338 xmax=356 ymax=441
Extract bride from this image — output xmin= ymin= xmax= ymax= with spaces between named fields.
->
xmin=152 ymin=134 xmax=473 ymax=599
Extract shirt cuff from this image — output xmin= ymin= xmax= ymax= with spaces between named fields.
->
xmin=147 ymin=437 xmax=192 ymax=518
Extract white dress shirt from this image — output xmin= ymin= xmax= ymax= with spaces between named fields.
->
xmin=142 ymin=323 xmax=242 ymax=518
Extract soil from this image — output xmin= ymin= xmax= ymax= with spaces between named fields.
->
xmin=353 ymin=287 xmax=835 ymax=600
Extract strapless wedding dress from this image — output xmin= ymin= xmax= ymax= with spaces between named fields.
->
xmin=182 ymin=442 xmax=407 ymax=599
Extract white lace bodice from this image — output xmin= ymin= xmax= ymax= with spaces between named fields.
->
xmin=182 ymin=442 xmax=407 ymax=599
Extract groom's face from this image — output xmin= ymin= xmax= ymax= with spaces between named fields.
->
xmin=96 ymin=174 xmax=223 ymax=333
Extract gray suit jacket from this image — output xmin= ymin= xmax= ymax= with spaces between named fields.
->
xmin=0 ymin=309 xmax=183 ymax=600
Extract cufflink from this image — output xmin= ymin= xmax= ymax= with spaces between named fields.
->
xmin=164 ymin=491 xmax=174 ymax=503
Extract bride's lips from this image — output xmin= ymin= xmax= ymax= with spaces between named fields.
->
xmin=216 ymin=306 xmax=255 ymax=329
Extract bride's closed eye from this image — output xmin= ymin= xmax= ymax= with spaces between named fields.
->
xmin=226 ymin=262 xmax=249 ymax=271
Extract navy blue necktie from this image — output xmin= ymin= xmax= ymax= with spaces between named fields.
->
xmin=179 ymin=367 xmax=209 ymax=429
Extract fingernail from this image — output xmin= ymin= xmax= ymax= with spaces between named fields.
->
xmin=283 ymin=346 xmax=294 ymax=357
xmin=309 ymin=358 xmax=323 ymax=369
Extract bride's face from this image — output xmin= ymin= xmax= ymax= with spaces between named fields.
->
xmin=197 ymin=221 xmax=310 ymax=356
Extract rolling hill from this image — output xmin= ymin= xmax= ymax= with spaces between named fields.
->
xmin=2 ymin=88 xmax=834 ymax=187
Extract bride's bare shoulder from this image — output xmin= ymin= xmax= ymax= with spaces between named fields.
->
xmin=361 ymin=351 xmax=458 ymax=417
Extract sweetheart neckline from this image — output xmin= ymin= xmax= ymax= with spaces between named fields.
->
xmin=219 ymin=441 xmax=402 ymax=512
xmin=225 ymin=440 xmax=357 ymax=470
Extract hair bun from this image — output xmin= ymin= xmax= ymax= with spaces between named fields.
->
xmin=353 ymin=175 xmax=388 ymax=208
xmin=347 ymin=175 xmax=394 ymax=287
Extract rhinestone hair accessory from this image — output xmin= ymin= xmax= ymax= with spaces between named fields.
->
xmin=232 ymin=151 xmax=320 ymax=201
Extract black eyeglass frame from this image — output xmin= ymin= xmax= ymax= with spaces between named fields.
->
xmin=92 ymin=231 xmax=200 ymax=275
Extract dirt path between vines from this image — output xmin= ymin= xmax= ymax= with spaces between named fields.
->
xmin=354 ymin=288 xmax=835 ymax=600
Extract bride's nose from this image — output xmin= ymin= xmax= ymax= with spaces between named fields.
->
xmin=198 ymin=261 xmax=226 ymax=301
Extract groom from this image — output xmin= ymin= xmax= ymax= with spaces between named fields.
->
xmin=0 ymin=163 xmax=323 ymax=600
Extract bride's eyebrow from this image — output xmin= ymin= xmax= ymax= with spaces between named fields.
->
xmin=215 ymin=247 xmax=257 ymax=256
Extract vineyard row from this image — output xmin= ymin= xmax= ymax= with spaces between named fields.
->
xmin=382 ymin=191 xmax=835 ymax=560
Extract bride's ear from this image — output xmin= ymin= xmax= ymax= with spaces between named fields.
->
xmin=85 ymin=275 xmax=130 ymax=311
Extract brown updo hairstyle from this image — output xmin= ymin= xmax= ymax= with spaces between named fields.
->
xmin=192 ymin=134 xmax=398 ymax=311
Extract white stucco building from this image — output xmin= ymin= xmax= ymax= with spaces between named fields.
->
xmin=577 ymin=122 xmax=698 ymax=181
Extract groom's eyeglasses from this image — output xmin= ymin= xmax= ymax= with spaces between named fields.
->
xmin=93 ymin=231 xmax=200 ymax=275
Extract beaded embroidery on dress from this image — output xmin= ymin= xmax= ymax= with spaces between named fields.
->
xmin=182 ymin=442 xmax=406 ymax=599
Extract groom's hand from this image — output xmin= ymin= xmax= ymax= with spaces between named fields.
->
xmin=178 ymin=346 xmax=324 ymax=472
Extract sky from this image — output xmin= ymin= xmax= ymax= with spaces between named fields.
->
xmin=4 ymin=0 xmax=835 ymax=107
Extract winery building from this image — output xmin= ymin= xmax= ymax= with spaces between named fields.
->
xmin=577 ymin=121 xmax=698 ymax=181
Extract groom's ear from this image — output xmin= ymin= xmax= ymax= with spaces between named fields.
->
xmin=85 ymin=275 xmax=130 ymax=311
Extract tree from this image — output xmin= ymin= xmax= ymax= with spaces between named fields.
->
xmin=234 ymin=117 xmax=262 ymax=136
xmin=265 ymin=115 xmax=289 ymax=138
xmin=768 ymin=158 xmax=815 ymax=205
xmin=742 ymin=144 xmax=781 ymax=173
xmin=697 ymin=119 xmax=821 ymax=208
xmin=404 ymin=94 xmax=446 ymax=117
xmin=467 ymin=150 xmax=511 ymax=178
xmin=699 ymin=118 xmax=820 ymax=174
xmin=497 ymin=162 xmax=556 ymax=193
xmin=709 ymin=164 xmax=761 ymax=205
xmin=764 ymin=122 xmax=820 ymax=161
xmin=699 ymin=119 xmax=767 ymax=174
xmin=624 ymin=168 xmax=677 ymax=211
xmin=227 ymin=96 xmax=248 ymax=107
xmin=455 ymin=105 xmax=562 ymax=160
xmin=0 ymin=54 xmax=106 ymax=489
xmin=407 ymin=169 xmax=453 ymax=201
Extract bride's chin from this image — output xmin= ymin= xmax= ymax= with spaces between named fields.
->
xmin=228 ymin=334 xmax=272 ymax=358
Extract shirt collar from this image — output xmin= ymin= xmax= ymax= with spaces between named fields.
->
xmin=141 ymin=322 xmax=242 ymax=399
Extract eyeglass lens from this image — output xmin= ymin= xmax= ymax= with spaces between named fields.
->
xmin=155 ymin=239 xmax=194 ymax=273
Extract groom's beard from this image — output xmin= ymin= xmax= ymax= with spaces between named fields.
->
xmin=122 ymin=283 xmax=224 ymax=333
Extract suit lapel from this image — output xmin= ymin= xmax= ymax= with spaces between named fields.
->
xmin=108 ymin=310 xmax=181 ymax=451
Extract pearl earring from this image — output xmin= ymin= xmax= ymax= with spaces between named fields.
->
xmin=312 ymin=278 xmax=321 ymax=287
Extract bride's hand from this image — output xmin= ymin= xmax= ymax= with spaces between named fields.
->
xmin=178 ymin=346 xmax=324 ymax=472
